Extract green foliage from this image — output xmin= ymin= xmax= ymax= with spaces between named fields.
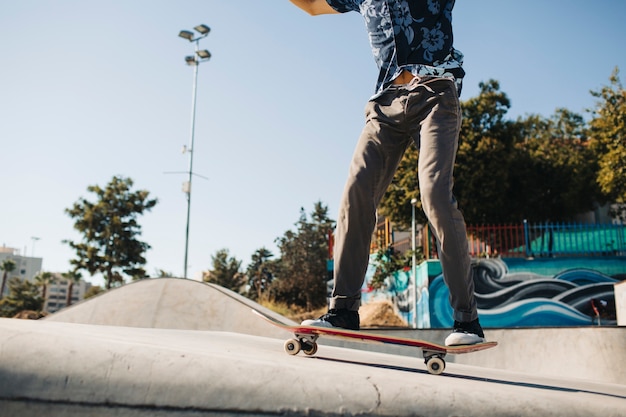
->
xmin=84 ymin=285 xmax=105 ymax=299
xmin=34 ymin=271 xmax=55 ymax=301
xmin=61 ymin=270 xmax=82 ymax=307
xmin=154 ymin=269 xmax=175 ymax=278
xmin=0 ymin=277 xmax=43 ymax=317
xmin=379 ymin=75 xmax=622 ymax=226
xmin=455 ymin=80 xmax=517 ymax=223
xmin=369 ymin=246 xmax=423 ymax=290
xmin=380 ymin=80 xmax=519 ymax=225
xmin=203 ymin=248 xmax=246 ymax=292
xmin=378 ymin=146 xmax=422 ymax=228
xmin=509 ymin=109 xmax=599 ymax=221
xmin=64 ymin=176 xmax=157 ymax=289
xmin=589 ymin=68 xmax=626 ymax=220
xmin=271 ymin=202 xmax=335 ymax=310
xmin=245 ymin=247 xmax=275 ymax=301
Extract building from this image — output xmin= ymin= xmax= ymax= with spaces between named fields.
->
xmin=43 ymin=275 xmax=91 ymax=313
xmin=1 ymin=245 xmax=91 ymax=313
xmin=0 ymin=246 xmax=43 ymax=297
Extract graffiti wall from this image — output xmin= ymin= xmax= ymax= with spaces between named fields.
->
xmin=362 ymin=257 xmax=624 ymax=328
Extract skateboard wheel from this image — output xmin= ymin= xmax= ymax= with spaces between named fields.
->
xmin=425 ymin=356 xmax=445 ymax=375
xmin=284 ymin=338 xmax=301 ymax=355
xmin=302 ymin=341 xmax=318 ymax=356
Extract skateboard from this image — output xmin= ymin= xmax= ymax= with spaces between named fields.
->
xmin=252 ymin=309 xmax=497 ymax=375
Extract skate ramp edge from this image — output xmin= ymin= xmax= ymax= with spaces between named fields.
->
xmin=44 ymin=277 xmax=295 ymax=338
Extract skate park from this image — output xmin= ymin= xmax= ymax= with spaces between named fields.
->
xmin=1 ymin=277 xmax=624 ymax=416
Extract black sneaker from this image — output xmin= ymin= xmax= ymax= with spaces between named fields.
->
xmin=444 ymin=318 xmax=485 ymax=346
xmin=301 ymin=308 xmax=360 ymax=331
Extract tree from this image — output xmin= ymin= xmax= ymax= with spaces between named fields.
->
xmin=0 ymin=277 xmax=43 ymax=318
xmin=64 ymin=176 xmax=157 ymax=289
xmin=271 ymin=202 xmax=335 ymax=310
xmin=34 ymin=271 xmax=54 ymax=303
xmin=377 ymin=145 xmax=421 ymax=229
xmin=378 ymin=79 xmax=604 ymax=226
xmin=369 ymin=246 xmax=423 ymax=290
xmin=589 ymin=67 xmax=626 ymax=220
xmin=511 ymin=109 xmax=599 ymax=221
xmin=379 ymin=80 xmax=516 ymax=226
xmin=245 ymin=247 xmax=275 ymax=302
xmin=0 ymin=259 xmax=16 ymax=300
xmin=62 ymin=270 xmax=82 ymax=307
xmin=154 ymin=269 xmax=175 ymax=278
xmin=203 ymin=248 xmax=246 ymax=292
xmin=454 ymin=80 xmax=517 ymax=223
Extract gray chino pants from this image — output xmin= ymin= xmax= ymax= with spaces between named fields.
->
xmin=330 ymin=76 xmax=478 ymax=323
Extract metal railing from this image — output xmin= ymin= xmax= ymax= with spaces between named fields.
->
xmin=522 ymin=221 xmax=626 ymax=258
xmin=420 ymin=221 xmax=625 ymax=259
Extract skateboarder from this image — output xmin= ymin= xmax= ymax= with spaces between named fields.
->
xmin=291 ymin=0 xmax=485 ymax=346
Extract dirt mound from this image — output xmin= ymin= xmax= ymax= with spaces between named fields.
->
xmin=360 ymin=300 xmax=407 ymax=328
xmin=289 ymin=300 xmax=407 ymax=328
xmin=13 ymin=310 xmax=45 ymax=320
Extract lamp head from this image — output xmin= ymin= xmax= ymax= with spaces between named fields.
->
xmin=194 ymin=24 xmax=210 ymax=35
xmin=178 ymin=30 xmax=194 ymax=41
xmin=196 ymin=50 xmax=211 ymax=60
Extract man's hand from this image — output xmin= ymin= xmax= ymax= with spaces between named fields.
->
xmin=290 ymin=0 xmax=339 ymax=15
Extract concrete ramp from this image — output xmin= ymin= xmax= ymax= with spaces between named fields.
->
xmin=45 ymin=278 xmax=295 ymax=338
xmin=1 ymin=319 xmax=624 ymax=417
xmin=3 ymin=278 xmax=626 ymax=415
xmin=43 ymin=278 xmax=626 ymax=385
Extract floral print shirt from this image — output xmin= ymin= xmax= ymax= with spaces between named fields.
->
xmin=326 ymin=0 xmax=464 ymax=98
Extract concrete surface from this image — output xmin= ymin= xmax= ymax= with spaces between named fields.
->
xmin=329 ymin=327 xmax=626 ymax=385
xmin=1 ymin=319 xmax=624 ymax=417
xmin=43 ymin=278 xmax=626 ymax=385
xmin=1 ymin=278 xmax=625 ymax=416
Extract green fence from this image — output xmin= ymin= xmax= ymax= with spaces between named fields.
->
xmin=425 ymin=221 xmax=626 ymax=258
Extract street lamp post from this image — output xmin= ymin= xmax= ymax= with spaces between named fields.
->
xmin=178 ymin=24 xmax=211 ymax=279
xmin=31 ymin=236 xmax=40 ymax=258
xmin=411 ymin=198 xmax=418 ymax=328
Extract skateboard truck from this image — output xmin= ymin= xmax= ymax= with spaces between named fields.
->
xmin=422 ymin=349 xmax=446 ymax=375
xmin=284 ymin=333 xmax=319 ymax=356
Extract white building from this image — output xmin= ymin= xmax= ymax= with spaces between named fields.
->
xmin=1 ymin=246 xmax=91 ymax=313
xmin=44 ymin=275 xmax=91 ymax=313
xmin=0 ymin=246 xmax=43 ymax=297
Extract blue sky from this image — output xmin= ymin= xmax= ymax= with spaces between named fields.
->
xmin=2 ymin=1 xmax=625 ymax=286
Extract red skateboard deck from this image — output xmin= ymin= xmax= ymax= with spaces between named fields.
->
xmin=253 ymin=308 xmax=497 ymax=375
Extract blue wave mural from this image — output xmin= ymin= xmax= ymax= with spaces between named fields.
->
xmin=429 ymin=258 xmax=619 ymax=328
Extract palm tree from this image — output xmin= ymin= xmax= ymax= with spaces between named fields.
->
xmin=0 ymin=259 xmax=16 ymax=300
xmin=62 ymin=270 xmax=82 ymax=307
xmin=34 ymin=271 xmax=54 ymax=305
